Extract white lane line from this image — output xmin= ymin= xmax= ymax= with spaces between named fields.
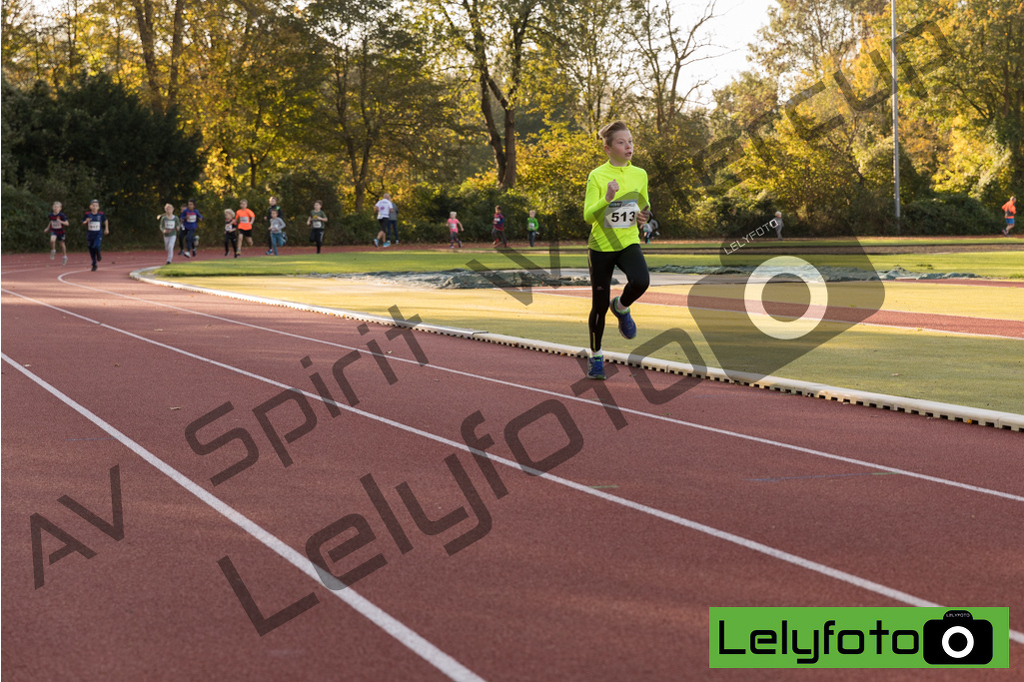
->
xmin=39 ymin=276 xmax=1024 ymax=503
xmin=0 ymin=352 xmax=486 ymax=682
xmin=122 ymin=271 xmax=1024 ymax=431
xmin=1 ymin=266 xmax=88 ymax=276
xmin=1 ymin=256 xmax=163 ymax=274
xmin=1 ymin=262 xmax=157 ymax=281
xmin=6 ymin=288 xmax=1024 ymax=646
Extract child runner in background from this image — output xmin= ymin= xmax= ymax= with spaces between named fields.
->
xmin=643 ymin=211 xmax=660 ymax=243
xmin=387 ymin=202 xmax=399 ymax=245
xmin=82 ymin=199 xmax=110 ymax=272
xmin=1003 ymin=196 xmax=1016 ymax=236
xmin=45 ymin=201 xmax=69 ymax=265
xmin=178 ymin=202 xmax=188 ymax=256
xmin=268 ymin=209 xmax=285 ymax=255
xmin=224 ymin=208 xmax=239 ymax=257
xmin=158 ymin=204 xmax=180 ymax=264
xmin=492 ymin=205 xmax=506 ymax=247
xmin=235 ymin=199 xmax=256 ymax=255
xmin=180 ymin=199 xmax=203 ymax=257
xmin=374 ymin=193 xmax=394 ymax=241
xmin=265 ymin=196 xmax=284 ymax=254
xmin=583 ymin=120 xmax=651 ymax=380
xmin=447 ymin=211 xmax=463 ymax=248
xmin=526 ymin=209 xmax=540 ymax=247
xmin=307 ymin=201 xmax=328 ymax=254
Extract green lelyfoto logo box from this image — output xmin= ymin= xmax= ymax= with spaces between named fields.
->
xmin=710 ymin=607 xmax=1009 ymax=668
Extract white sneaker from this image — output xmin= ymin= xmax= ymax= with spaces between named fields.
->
xmin=62 ymin=255 xmax=67 ymax=265
xmin=50 ymin=249 xmax=56 ymax=260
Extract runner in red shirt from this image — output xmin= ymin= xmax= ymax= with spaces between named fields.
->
xmin=235 ymin=199 xmax=257 ymax=255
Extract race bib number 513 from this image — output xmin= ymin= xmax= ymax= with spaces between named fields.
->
xmin=604 ymin=200 xmax=639 ymax=229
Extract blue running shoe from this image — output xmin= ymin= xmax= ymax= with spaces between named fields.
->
xmin=587 ymin=354 xmax=606 ymax=380
xmin=610 ymin=296 xmax=637 ymax=339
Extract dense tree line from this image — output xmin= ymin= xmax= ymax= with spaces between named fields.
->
xmin=2 ymin=74 xmax=201 ymax=249
xmin=2 ymin=0 xmax=1017 ymax=250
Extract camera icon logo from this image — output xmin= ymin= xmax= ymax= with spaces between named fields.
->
xmin=922 ymin=610 xmax=993 ymax=665
xmin=689 ymin=225 xmax=885 ymax=381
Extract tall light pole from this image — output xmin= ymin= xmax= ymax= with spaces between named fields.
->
xmin=891 ymin=0 xmax=901 ymax=235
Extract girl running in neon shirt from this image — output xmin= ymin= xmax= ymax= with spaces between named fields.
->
xmin=584 ymin=121 xmax=651 ymax=379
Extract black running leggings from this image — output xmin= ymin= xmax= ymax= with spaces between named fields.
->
xmin=588 ymin=244 xmax=649 ymax=352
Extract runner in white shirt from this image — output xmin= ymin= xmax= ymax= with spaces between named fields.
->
xmin=157 ymin=204 xmax=180 ymax=264
xmin=374 ymin=193 xmax=394 ymax=246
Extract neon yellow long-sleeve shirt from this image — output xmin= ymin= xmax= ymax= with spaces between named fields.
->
xmin=583 ymin=160 xmax=649 ymax=252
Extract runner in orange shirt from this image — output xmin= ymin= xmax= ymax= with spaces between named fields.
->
xmin=1002 ymin=196 xmax=1016 ymax=236
xmin=235 ymin=199 xmax=257 ymax=255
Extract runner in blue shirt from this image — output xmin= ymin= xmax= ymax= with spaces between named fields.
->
xmin=82 ymin=199 xmax=109 ymax=271
xmin=180 ymin=200 xmax=203 ymax=257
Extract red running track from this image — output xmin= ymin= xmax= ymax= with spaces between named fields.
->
xmin=2 ymin=251 xmax=1023 ymax=681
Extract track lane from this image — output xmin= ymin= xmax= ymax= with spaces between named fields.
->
xmin=31 ymin=266 xmax=1024 ymax=497
xmin=3 ymin=258 xmax=1023 ymax=680
xmin=0 ymin=365 xmax=466 ymax=682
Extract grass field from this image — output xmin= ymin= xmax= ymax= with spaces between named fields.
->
xmin=553 ymin=236 xmax=1018 ymax=250
xmin=158 ymin=248 xmax=1024 ymax=279
xmin=658 ymin=280 xmax=1023 ymax=320
xmin=162 ymin=273 xmax=1023 ymax=413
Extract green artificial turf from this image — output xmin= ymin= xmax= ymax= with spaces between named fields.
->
xmin=166 ymin=274 xmax=1023 ymax=414
xmin=556 ymin=236 xmax=1017 ymax=250
xmin=157 ymin=248 xmax=1024 ymax=279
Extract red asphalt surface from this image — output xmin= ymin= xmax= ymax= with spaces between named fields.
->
xmin=2 ymin=249 xmax=1023 ymax=681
